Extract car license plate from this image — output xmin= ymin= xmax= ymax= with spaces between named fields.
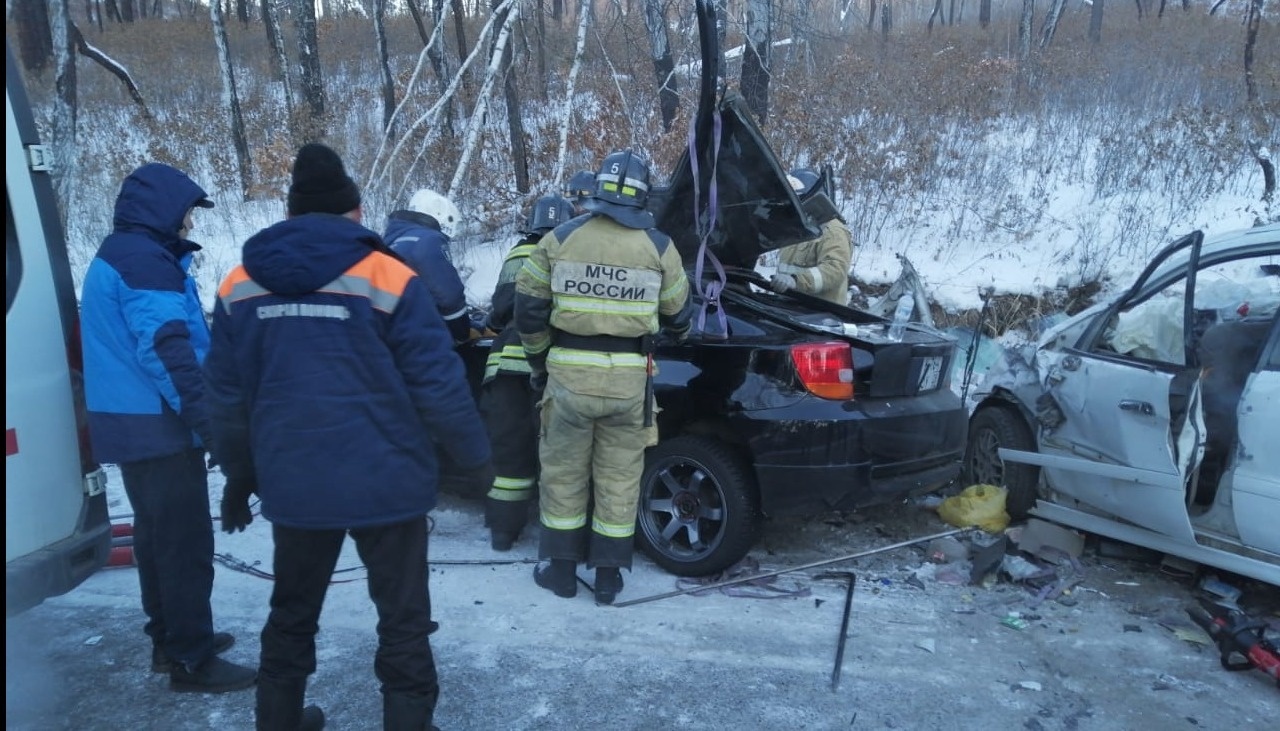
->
xmin=917 ymin=356 xmax=943 ymax=392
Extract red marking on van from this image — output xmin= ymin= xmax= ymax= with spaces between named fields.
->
xmin=5 ymin=429 xmax=16 ymax=456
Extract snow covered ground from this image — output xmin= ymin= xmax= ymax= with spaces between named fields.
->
xmin=6 ymin=468 xmax=1277 ymax=730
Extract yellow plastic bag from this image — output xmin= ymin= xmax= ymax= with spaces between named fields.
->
xmin=938 ymin=484 xmax=1010 ymax=533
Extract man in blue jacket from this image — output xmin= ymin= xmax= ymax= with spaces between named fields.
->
xmin=205 ymin=144 xmax=492 ymax=731
xmin=80 ymin=163 xmax=256 ymax=693
xmin=383 ymin=189 xmax=471 ymax=343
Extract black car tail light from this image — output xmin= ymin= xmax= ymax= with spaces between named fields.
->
xmin=790 ymin=342 xmax=855 ymax=400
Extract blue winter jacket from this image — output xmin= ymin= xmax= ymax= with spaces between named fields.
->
xmin=204 ymin=213 xmax=491 ymax=529
xmin=80 ymin=164 xmax=213 ymax=464
xmin=384 ymin=211 xmax=471 ymax=343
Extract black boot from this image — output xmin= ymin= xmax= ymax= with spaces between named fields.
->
xmin=383 ymin=691 xmax=438 ymax=731
xmin=256 ymin=675 xmax=325 ymax=730
xmin=485 ymin=498 xmax=527 ymax=551
xmin=594 ymin=567 xmax=624 ymax=605
xmin=533 ymin=559 xmax=577 ymax=598
xmin=491 ymin=529 xmax=519 ymax=551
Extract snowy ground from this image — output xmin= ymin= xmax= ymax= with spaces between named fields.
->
xmin=5 ymin=469 xmax=1277 ymax=730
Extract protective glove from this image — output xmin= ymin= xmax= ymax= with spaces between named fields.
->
xmin=770 ymin=273 xmax=797 ymax=293
xmin=530 ymin=369 xmax=548 ymax=397
xmin=220 ymin=475 xmax=257 ymax=534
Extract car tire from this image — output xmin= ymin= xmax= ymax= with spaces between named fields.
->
xmin=963 ymin=405 xmax=1040 ymax=519
xmin=636 ymin=435 xmax=761 ymax=577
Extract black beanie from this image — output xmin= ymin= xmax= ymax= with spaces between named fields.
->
xmin=287 ymin=143 xmax=361 ymax=216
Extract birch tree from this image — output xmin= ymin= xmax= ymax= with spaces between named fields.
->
xmin=1040 ymin=0 xmax=1067 ymax=49
xmin=294 ymin=0 xmax=326 ymax=139
xmin=50 ymin=0 xmax=77 ymax=228
xmin=260 ymin=0 xmax=296 ymax=143
xmin=448 ymin=0 xmax=519 ymax=197
xmin=643 ymin=0 xmax=679 ymax=132
xmin=741 ymin=0 xmax=772 ymax=124
xmin=374 ymin=0 xmax=397 ymax=132
xmin=211 ymin=0 xmax=253 ymax=198
xmin=493 ymin=0 xmax=530 ymax=192
xmin=553 ymin=0 xmax=592 ymax=185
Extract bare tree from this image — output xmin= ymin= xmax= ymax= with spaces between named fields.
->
xmin=260 ymin=0 xmax=296 ymax=142
xmin=881 ymin=0 xmax=893 ymax=38
xmin=1210 ymin=0 xmax=1227 ymax=14
xmin=1089 ymin=0 xmax=1104 ymax=43
xmin=928 ymin=0 xmax=944 ymax=33
xmin=374 ymin=0 xmax=397 ymax=132
xmin=14 ymin=0 xmax=54 ymax=72
xmin=643 ymin=0 xmax=679 ymax=131
xmin=211 ymin=0 xmax=253 ymax=198
xmin=50 ymin=0 xmax=78 ymax=226
xmin=741 ymin=0 xmax=772 ymax=124
xmin=449 ymin=0 xmax=519 ymax=197
xmin=1018 ymin=0 xmax=1035 ymax=61
xmin=1244 ymin=0 xmax=1275 ymax=212
xmin=867 ymin=0 xmax=878 ymax=30
xmin=1040 ymin=0 xmax=1067 ymax=49
xmin=294 ymin=0 xmax=326 ymax=139
xmin=979 ymin=0 xmax=992 ymax=28
xmin=235 ymin=0 xmax=249 ymax=23
xmin=553 ymin=0 xmax=592 ymax=184
xmin=452 ymin=0 xmax=470 ymax=69
xmin=493 ymin=0 xmax=529 ymax=192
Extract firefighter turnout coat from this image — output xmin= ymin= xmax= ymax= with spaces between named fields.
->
xmin=776 ymin=219 xmax=853 ymax=305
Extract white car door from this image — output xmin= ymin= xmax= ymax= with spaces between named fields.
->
xmin=1028 ymin=348 xmax=1200 ymax=542
xmin=1231 ymin=322 xmax=1280 ymax=555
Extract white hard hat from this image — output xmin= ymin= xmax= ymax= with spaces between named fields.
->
xmin=407 ymin=189 xmax=462 ymax=238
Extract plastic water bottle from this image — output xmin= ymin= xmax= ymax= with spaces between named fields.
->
xmin=887 ymin=292 xmax=914 ymax=341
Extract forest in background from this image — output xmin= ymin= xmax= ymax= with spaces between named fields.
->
xmin=6 ymin=0 xmax=1279 ymax=315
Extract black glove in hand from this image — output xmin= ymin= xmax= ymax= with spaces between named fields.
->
xmin=220 ymin=476 xmax=257 ymax=534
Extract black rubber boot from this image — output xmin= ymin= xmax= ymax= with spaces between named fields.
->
xmin=485 ymin=498 xmax=527 ymax=551
xmin=383 ymin=691 xmax=438 ymax=731
xmin=533 ymin=559 xmax=577 ymax=598
xmin=256 ymin=675 xmax=326 ymax=730
xmin=491 ymin=530 xmax=519 ymax=551
xmin=594 ymin=567 xmax=624 ymax=605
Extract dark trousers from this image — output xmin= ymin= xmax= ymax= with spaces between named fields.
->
xmin=118 ymin=448 xmax=216 ymax=668
xmin=260 ymin=517 xmax=438 ymax=699
xmin=480 ymin=374 xmax=539 ymax=533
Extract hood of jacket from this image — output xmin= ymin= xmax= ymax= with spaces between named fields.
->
xmin=112 ymin=164 xmax=213 ymax=253
xmin=385 ymin=210 xmax=444 ymax=239
xmin=243 ymin=213 xmax=386 ymax=296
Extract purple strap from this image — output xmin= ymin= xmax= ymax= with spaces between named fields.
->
xmin=688 ymin=109 xmax=728 ymax=339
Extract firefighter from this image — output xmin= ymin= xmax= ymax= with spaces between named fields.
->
xmin=516 ymin=151 xmax=694 ymax=605
xmin=563 ymin=170 xmax=596 ymax=216
xmin=769 ymin=168 xmax=854 ymax=305
xmin=481 ymin=195 xmax=576 ymax=551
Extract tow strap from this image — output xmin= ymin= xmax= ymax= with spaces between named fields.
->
xmin=688 ymin=108 xmax=728 ymax=340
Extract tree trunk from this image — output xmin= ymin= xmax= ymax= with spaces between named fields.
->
xmin=235 ymin=0 xmax=249 ymax=23
xmin=211 ymin=0 xmax=253 ymax=199
xmin=120 ymin=0 xmax=134 ymax=22
xmin=260 ymin=0 xmax=296 ymax=142
xmin=294 ymin=0 xmax=325 ymax=139
xmin=643 ymin=0 xmax=678 ymax=132
xmin=1089 ymin=0 xmax=1104 ymax=42
xmin=741 ymin=0 xmax=772 ymax=124
xmin=553 ymin=0 xmax=591 ymax=184
xmin=1040 ymin=0 xmax=1067 ymax=49
xmin=104 ymin=0 xmax=121 ymax=22
xmin=374 ymin=0 xmax=397 ymax=132
xmin=979 ymin=0 xmax=991 ymax=28
xmin=451 ymin=0 xmax=469 ymax=70
xmin=881 ymin=0 xmax=893 ymax=39
xmin=1209 ymin=0 xmax=1227 ymax=15
xmin=15 ymin=0 xmax=54 ymax=72
xmin=948 ymin=0 xmax=958 ymax=25
xmin=1018 ymin=0 xmax=1035 ymax=61
xmin=406 ymin=0 xmax=431 ymax=43
xmin=492 ymin=0 xmax=529 ymax=193
xmin=552 ymin=0 xmax=562 ymax=21
xmin=867 ymin=0 xmax=877 ymax=30
xmin=536 ymin=0 xmax=547 ymax=84
xmin=50 ymin=0 xmax=78 ymax=230
xmin=928 ymin=0 xmax=943 ymax=33
xmin=449 ymin=0 xmax=519 ymax=197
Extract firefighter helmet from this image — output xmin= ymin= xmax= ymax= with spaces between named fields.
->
xmin=522 ymin=195 xmax=576 ymax=235
xmin=406 ymin=189 xmax=462 ymax=238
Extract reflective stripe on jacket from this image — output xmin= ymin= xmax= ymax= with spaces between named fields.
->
xmin=776 ymin=219 xmax=853 ymax=305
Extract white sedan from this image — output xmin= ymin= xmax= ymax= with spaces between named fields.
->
xmin=964 ymin=222 xmax=1280 ymax=585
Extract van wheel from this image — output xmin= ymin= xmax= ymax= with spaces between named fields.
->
xmin=963 ymin=405 xmax=1039 ymax=519
xmin=636 ymin=435 xmax=761 ymax=577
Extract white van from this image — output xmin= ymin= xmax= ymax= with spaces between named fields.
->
xmin=6 ymin=45 xmax=111 ymax=615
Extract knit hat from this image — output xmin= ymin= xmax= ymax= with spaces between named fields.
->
xmin=287 ymin=143 xmax=361 ymax=216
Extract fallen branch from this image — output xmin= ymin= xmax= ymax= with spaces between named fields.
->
xmin=70 ymin=23 xmax=150 ymax=118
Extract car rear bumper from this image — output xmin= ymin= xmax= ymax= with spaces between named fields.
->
xmin=741 ymin=389 xmax=967 ymax=516
xmin=6 ymin=492 xmax=111 ymax=616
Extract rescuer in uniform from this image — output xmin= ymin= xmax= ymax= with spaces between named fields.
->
xmin=515 ymin=151 xmax=694 ymax=604
xmin=481 ymin=195 xmax=576 ymax=551
xmin=769 ymin=168 xmax=854 ymax=305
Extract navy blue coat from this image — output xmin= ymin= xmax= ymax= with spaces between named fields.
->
xmin=204 ymin=213 xmax=490 ymax=529
xmin=384 ymin=211 xmax=471 ymax=343
xmin=80 ymin=163 xmax=213 ymax=464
